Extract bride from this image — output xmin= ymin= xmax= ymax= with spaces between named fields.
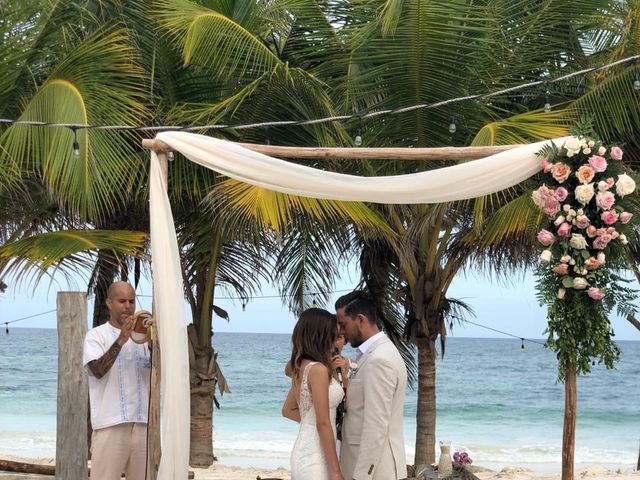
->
xmin=282 ymin=308 xmax=345 ymax=480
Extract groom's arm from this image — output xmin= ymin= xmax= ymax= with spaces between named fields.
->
xmin=352 ymin=356 xmax=397 ymax=479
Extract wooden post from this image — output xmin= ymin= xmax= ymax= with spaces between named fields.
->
xmin=561 ymin=362 xmax=577 ymax=480
xmin=56 ymin=292 xmax=88 ymax=480
xmin=145 ymin=149 xmax=169 ymax=480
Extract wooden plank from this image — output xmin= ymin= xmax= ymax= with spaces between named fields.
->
xmin=141 ymin=138 xmax=516 ymax=161
xmin=55 ymin=292 xmax=88 ymax=480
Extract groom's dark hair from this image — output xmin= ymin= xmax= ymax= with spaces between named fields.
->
xmin=335 ymin=290 xmax=379 ymax=325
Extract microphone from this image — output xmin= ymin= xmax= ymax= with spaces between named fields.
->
xmin=336 ymin=366 xmax=343 ymax=384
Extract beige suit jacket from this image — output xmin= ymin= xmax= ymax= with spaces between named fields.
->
xmin=340 ymin=335 xmax=407 ymax=480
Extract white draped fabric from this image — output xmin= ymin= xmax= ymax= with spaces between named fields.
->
xmin=149 ymin=152 xmax=190 ymax=480
xmin=148 ymin=131 xmax=570 ymax=478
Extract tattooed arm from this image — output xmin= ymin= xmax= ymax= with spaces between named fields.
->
xmin=87 ymin=317 xmax=134 ymax=379
xmin=88 ymin=341 xmax=123 ymax=379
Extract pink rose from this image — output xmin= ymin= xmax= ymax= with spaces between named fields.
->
xmin=587 ymin=287 xmax=605 ymax=301
xmin=592 ymin=237 xmax=608 ymax=249
xmin=543 ymin=197 xmax=561 ymax=216
xmin=537 ymin=229 xmax=555 ymax=246
xmin=601 ymin=210 xmax=619 ymax=225
xmin=595 ymin=191 xmax=615 ymax=210
xmin=532 ymin=185 xmax=553 ymax=208
xmin=554 ymin=187 xmax=568 ymax=202
xmin=586 ymin=225 xmax=597 ymax=238
xmin=557 ymin=222 xmax=572 ymax=238
xmin=620 ymin=212 xmax=633 ymax=224
xmin=610 ymin=146 xmax=623 ymax=161
xmin=606 ymin=177 xmax=615 ymax=187
xmin=588 ymin=155 xmax=608 ymax=173
xmin=575 ymin=215 xmax=590 ymax=229
xmin=541 ymin=158 xmax=553 ymax=173
xmin=552 ymin=163 xmax=571 ymax=183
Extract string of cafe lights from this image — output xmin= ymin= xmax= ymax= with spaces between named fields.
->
xmin=0 ymin=54 xmax=638 ymax=154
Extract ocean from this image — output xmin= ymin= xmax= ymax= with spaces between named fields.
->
xmin=0 ymin=329 xmax=638 ymax=472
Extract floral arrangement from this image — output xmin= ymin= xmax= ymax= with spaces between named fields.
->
xmin=532 ymin=133 xmax=638 ymax=378
xmin=453 ymin=451 xmax=473 ymax=470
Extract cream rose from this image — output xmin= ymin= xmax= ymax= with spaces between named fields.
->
xmin=573 ymin=277 xmax=589 ymax=290
xmin=615 ymin=174 xmax=636 ymax=197
xmin=574 ymin=183 xmax=595 ymax=205
xmin=552 ymin=163 xmax=571 ymax=183
xmin=557 ymin=288 xmax=566 ymax=300
xmin=540 ymin=250 xmax=552 ymax=263
xmin=569 ymin=234 xmax=587 ymax=250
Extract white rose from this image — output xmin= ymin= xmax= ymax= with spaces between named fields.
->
xmin=560 ymin=255 xmax=571 ymax=263
xmin=566 ymin=150 xmax=575 ymax=158
xmin=563 ymin=204 xmax=571 ymax=213
xmin=597 ymin=252 xmax=605 ymax=264
xmin=583 ymin=147 xmax=591 ymax=155
xmin=573 ymin=277 xmax=589 ymax=290
xmin=557 ymin=288 xmax=566 ymax=300
xmin=568 ymin=209 xmax=576 ymax=217
xmin=540 ymin=250 xmax=552 ymax=263
xmin=619 ymin=234 xmax=628 ymax=245
xmin=615 ymin=174 xmax=636 ymax=197
xmin=575 ymin=183 xmax=595 ymax=205
xmin=570 ymin=234 xmax=587 ymax=250
xmin=554 ymin=215 xmax=566 ymax=227
xmin=565 ymin=137 xmax=581 ymax=151
xmin=588 ymin=140 xmax=595 ymax=148
xmin=597 ymin=181 xmax=609 ymax=192
xmin=569 ymin=258 xmax=576 ymax=265
xmin=598 ymin=146 xmax=606 ymax=155
xmin=577 ymin=209 xmax=584 ymax=216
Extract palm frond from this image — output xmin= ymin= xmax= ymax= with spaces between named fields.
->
xmin=0 ymin=229 xmax=148 ymax=291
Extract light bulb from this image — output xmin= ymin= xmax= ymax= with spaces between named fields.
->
xmin=448 ymin=116 xmax=456 ymax=134
xmin=634 ymin=72 xmax=640 ymax=91
xmin=72 ymin=140 xmax=80 ymax=159
xmin=354 ymin=129 xmax=362 ymax=147
xmin=241 ymin=303 xmax=246 ymax=312
xmin=520 ymin=339 xmax=525 ymax=352
xmin=544 ymin=93 xmax=551 ymax=112
xmin=167 ymin=151 xmax=175 ymax=162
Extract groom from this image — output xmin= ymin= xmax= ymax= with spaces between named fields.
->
xmin=335 ymin=291 xmax=407 ymax=480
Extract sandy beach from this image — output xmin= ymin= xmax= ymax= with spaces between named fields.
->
xmin=1 ymin=455 xmax=639 ymax=480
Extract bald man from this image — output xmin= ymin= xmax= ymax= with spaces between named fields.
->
xmin=83 ymin=281 xmax=151 ymax=480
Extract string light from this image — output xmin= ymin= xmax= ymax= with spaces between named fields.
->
xmin=5 ymin=323 xmax=8 ymax=334
xmin=544 ymin=89 xmax=552 ymax=112
xmin=1 ymin=55 xmax=635 ymax=136
xmin=241 ymin=302 xmax=246 ymax=312
xmin=167 ymin=151 xmax=175 ymax=161
xmin=633 ymin=71 xmax=640 ymax=91
xmin=448 ymin=116 xmax=457 ymax=134
xmin=71 ymin=127 xmax=80 ymax=158
xmin=312 ymin=293 xmax=318 ymax=308
xmin=354 ymin=128 xmax=363 ymax=147
xmin=520 ymin=338 xmax=526 ymax=352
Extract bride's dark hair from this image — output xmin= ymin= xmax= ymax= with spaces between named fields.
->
xmin=290 ymin=308 xmax=337 ymax=381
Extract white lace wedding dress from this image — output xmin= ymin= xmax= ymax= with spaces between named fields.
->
xmin=290 ymin=361 xmax=344 ymax=480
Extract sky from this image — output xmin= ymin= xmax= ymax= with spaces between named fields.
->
xmin=2 ymin=267 xmax=639 ymax=341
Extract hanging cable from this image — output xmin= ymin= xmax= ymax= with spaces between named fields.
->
xmin=0 ymin=55 xmax=637 ymax=135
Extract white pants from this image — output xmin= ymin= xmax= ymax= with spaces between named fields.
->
xmin=91 ymin=423 xmax=147 ymax=480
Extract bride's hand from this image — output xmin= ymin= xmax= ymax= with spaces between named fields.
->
xmin=330 ymin=472 xmax=344 ymax=480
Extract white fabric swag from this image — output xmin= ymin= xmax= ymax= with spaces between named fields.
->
xmin=148 ymin=131 xmax=570 ymax=478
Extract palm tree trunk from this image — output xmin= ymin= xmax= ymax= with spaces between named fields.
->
xmin=415 ymin=336 xmax=437 ymax=468
xmin=187 ymin=326 xmax=217 ymax=467
xmin=562 ymin=362 xmax=577 ymax=480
